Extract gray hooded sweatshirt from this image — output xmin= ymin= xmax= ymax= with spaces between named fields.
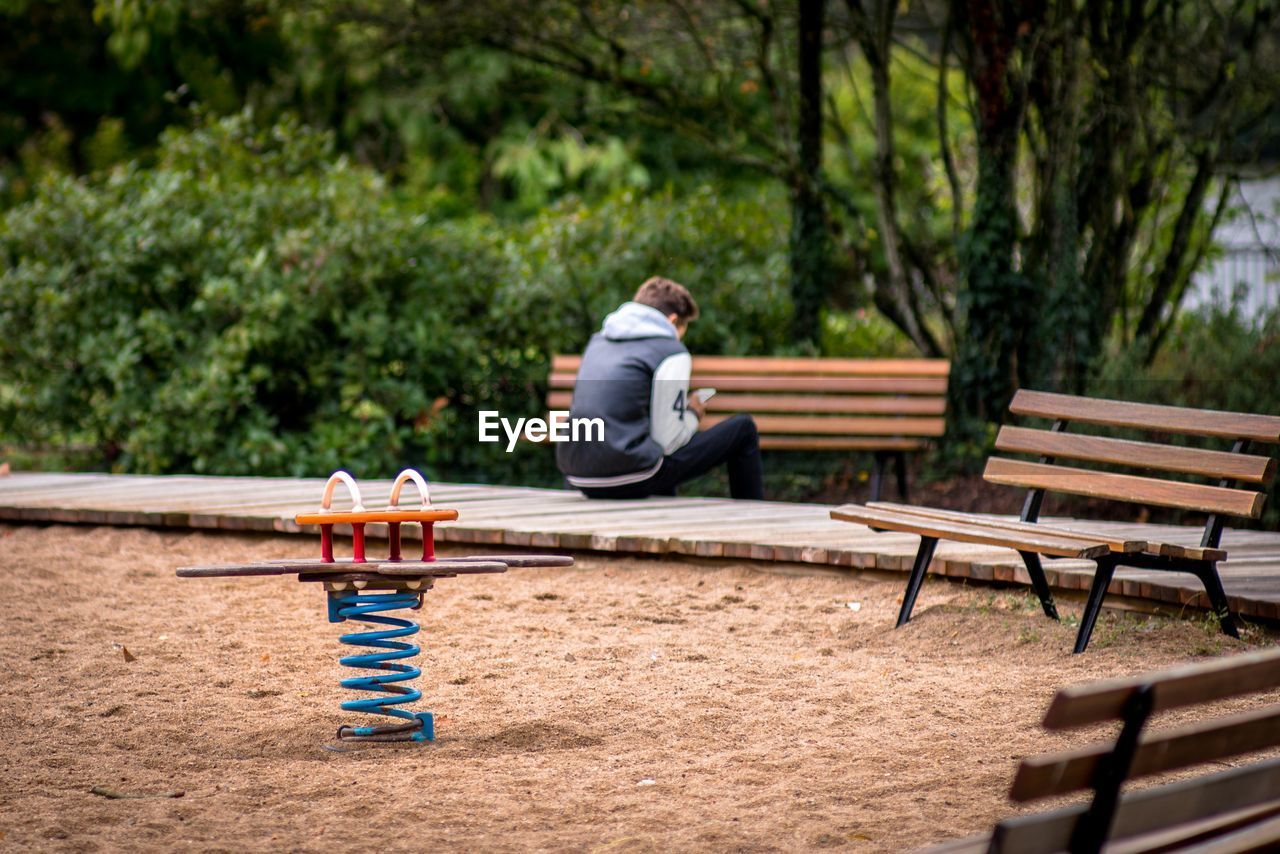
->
xmin=555 ymin=302 xmax=699 ymax=487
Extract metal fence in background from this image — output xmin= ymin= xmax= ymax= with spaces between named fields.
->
xmin=1186 ymin=245 xmax=1280 ymax=319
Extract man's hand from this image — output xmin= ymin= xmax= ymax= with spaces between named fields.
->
xmin=688 ymin=394 xmax=707 ymax=420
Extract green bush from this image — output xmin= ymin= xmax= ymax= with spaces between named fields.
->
xmin=1091 ymin=295 xmax=1280 ymax=528
xmin=0 ymin=112 xmax=517 ymax=479
xmin=493 ymin=184 xmax=792 ymax=358
xmin=0 ymin=112 xmax=793 ymax=485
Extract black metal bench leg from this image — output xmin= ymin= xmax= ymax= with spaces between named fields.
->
xmin=1196 ymin=561 xmax=1240 ymax=639
xmin=870 ymin=452 xmax=886 ymax=503
xmin=1018 ymin=551 xmax=1059 ymax=620
xmin=894 ymin=451 xmax=909 ymax=502
xmin=897 ymin=536 xmax=939 ymax=628
xmin=1075 ymin=558 xmax=1117 ymax=654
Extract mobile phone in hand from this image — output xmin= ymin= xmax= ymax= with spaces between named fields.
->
xmin=693 ymin=388 xmax=716 ymax=403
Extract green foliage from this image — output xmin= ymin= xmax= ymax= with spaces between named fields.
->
xmin=1096 ymin=295 xmax=1280 ymax=430
xmin=495 ymin=184 xmax=792 ymax=358
xmin=2 ymin=112 xmax=494 ymax=478
xmin=820 ymin=308 xmax=917 ymax=358
xmin=1 ymin=0 xmax=298 ymax=206
xmin=0 ymin=112 xmax=793 ymax=484
xmin=823 ymin=43 xmax=973 ymax=259
xmin=489 ymin=126 xmax=650 ymax=214
xmin=1092 ymin=293 xmax=1280 ymax=528
xmin=2 ymin=3 xmax=747 ymax=214
xmin=93 ymin=0 xmax=184 ymax=69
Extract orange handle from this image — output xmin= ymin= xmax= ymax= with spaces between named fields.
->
xmin=295 ymin=509 xmax=458 ymax=525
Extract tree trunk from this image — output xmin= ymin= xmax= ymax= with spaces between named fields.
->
xmin=790 ymin=0 xmax=829 ymax=345
xmin=948 ymin=0 xmax=1039 ymax=441
xmin=1023 ymin=10 xmax=1086 ymax=393
xmin=1135 ymin=146 xmax=1217 ymax=354
xmin=853 ymin=0 xmax=945 ymax=357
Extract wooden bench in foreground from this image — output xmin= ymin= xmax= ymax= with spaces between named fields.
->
xmin=928 ymin=646 xmax=1280 ymax=853
xmin=550 ymin=354 xmax=950 ymax=500
xmin=832 ymin=390 xmax=1280 ymax=652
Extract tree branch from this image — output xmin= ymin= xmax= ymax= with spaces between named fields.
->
xmin=936 ymin=3 xmax=963 ymax=240
xmin=1145 ymin=176 xmax=1232 ymax=361
xmin=1136 ymin=145 xmax=1219 ymax=348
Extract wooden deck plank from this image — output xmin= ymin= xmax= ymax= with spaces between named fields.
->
xmin=2 ymin=473 xmax=1280 ymax=620
xmin=511 ymin=508 xmax=828 ymax=536
xmin=443 ymin=496 xmax=733 ymax=523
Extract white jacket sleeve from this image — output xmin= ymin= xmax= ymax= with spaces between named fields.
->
xmin=650 ymin=352 xmax=700 ymax=454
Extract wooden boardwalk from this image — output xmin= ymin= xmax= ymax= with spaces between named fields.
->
xmin=3 ymin=471 xmax=1280 ymax=621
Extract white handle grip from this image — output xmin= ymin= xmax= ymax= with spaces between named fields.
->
xmin=321 ymin=470 xmax=365 ymax=512
xmin=389 ymin=468 xmax=431 ymax=508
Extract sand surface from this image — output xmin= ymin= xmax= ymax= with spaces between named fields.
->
xmin=1 ymin=523 xmax=1276 ymax=852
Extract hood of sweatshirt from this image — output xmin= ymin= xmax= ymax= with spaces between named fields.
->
xmin=601 ymin=301 xmax=678 ymax=341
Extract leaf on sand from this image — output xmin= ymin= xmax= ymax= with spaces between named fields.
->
xmin=90 ymin=786 xmax=184 ymax=799
xmin=122 ymin=647 xmax=136 ymax=663
xmin=246 ymin=689 xmax=281 ymax=699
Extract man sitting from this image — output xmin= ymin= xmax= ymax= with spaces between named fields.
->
xmin=556 ymin=277 xmax=763 ymax=500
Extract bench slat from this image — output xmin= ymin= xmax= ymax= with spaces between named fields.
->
xmin=552 ymin=354 xmax=950 ymax=377
xmin=1040 ymin=646 xmax=1280 ymax=729
xmin=1010 ymin=390 xmax=1280 ymax=443
xmin=865 ymin=502 xmax=1146 ymax=553
xmin=711 ymin=394 xmax=946 ymax=415
xmin=830 ymin=504 xmax=1111 ymax=559
xmin=1103 ymin=802 xmax=1280 ymax=854
xmin=996 ymin=425 xmax=1277 ymax=484
xmin=693 ymin=375 xmax=948 ymax=394
xmin=528 ymin=433 xmax=930 ymax=451
xmin=548 ymin=372 xmax=949 ymax=395
xmin=983 ymin=457 xmax=1265 ymax=518
xmin=1010 ymin=704 xmax=1280 ymax=802
xmin=875 ymin=501 xmax=1221 ymax=564
xmin=759 ymin=436 xmax=927 ymax=451
xmin=548 ymin=391 xmax=946 ymax=416
xmin=1186 ymin=809 xmax=1280 ymax=854
xmin=992 ymin=759 xmax=1280 ymax=854
xmin=1150 ymin=541 xmax=1228 ymax=562
xmin=690 ymin=356 xmax=951 ymax=376
xmin=704 ymin=414 xmax=946 ymax=437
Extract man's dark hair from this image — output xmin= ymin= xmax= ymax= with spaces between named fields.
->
xmin=634 ymin=276 xmax=699 ymax=323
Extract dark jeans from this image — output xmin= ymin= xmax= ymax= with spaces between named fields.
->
xmin=580 ymin=413 xmax=764 ymax=500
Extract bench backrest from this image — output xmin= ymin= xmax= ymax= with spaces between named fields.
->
xmin=992 ymin=647 xmax=1280 ymax=853
xmin=988 ymin=390 xmax=1280 ymax=545
xmin=549 ymin=355 xmax=951 ymax=451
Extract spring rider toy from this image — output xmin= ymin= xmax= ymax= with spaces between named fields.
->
xmin=178 ymin=468 xmax=572 ymax=744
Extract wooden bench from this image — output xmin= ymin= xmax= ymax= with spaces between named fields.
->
xmin=831 ymin=390 xmax=1280 ymax=652
xmin=928 ymin=647 xmax=1280 ymax=853
xmin=549 ymin=355 xmax=950 ymax=500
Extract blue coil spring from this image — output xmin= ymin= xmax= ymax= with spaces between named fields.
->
xmin=327 ymin=589 xmax=434 ymax=743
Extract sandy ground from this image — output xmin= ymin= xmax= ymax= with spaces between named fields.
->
xmin=1 ymin=523 xmax=1277 ymax=853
